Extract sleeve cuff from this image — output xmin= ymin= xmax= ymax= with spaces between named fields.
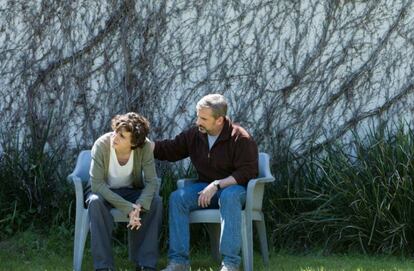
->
xmin=136 ymin=199 xmax=151 ymax=212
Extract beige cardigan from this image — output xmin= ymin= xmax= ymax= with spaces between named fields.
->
xmin=90 ymin=132 xmax=159 ymax=216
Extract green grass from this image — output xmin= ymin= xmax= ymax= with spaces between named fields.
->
xmin=1 ymin=230 xmax=414 ymax=271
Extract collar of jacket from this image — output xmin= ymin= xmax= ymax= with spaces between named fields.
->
xmin=197 ymin=117 xmax=232 ymax=145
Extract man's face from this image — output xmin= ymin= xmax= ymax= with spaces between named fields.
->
xmin=196 ymin=107 xmax=222 ymax=135
xmin=111 ymin=128 xmax=133 ymax=151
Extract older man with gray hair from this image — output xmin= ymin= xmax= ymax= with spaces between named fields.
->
xmin=152 ymin=94 xmax=258 ymax=271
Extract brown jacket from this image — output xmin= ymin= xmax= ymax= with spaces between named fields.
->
xmin=154 ymin=118 xmax=258 ymax=185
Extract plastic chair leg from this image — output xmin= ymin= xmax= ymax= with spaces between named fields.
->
xmin=241 ymin=213 xmax=254 ymax=271
xmin=73 ymin=210 xmax=89 ymax=271
xmin=255 ymin=220 xmax=269 ymax=266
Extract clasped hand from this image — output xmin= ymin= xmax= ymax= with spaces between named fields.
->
xmin=127 ymin=204 xmax=142 ymax=230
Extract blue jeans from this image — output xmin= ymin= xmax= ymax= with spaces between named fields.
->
xmin=168 ymin=182 xmax=246 ymax=268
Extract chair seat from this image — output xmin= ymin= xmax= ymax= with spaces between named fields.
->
xmin=189 ymin=209 xmax=264 ymax=223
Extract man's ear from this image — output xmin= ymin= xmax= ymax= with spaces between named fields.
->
xmin=216 ymin=116 xmax=224 ymax=125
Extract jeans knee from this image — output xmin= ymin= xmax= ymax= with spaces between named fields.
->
xmin=87 ymin=194 xmax=105 ymax=209
xmin=219 ymin=194 xmax=238 ymax=207
xmin=219 ymin=187 xmax=246 ymax=208
xmin=169 ymin=189 xmax=184 ymax=207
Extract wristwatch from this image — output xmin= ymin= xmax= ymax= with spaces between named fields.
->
xmin=213 ymin=180 xmax=221 ymax=190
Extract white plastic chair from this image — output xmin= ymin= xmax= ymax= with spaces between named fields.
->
xmin=67 ymin=150 xmax=157 ymax=271
xmin=177 ymin=152 xmax=275 ymax=271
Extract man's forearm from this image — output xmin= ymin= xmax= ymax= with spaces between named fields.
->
xmin=216 ymin=176 xmax=237 ymax=189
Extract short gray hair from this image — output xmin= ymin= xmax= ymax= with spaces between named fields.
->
xmin=196 ymin=94 xmax=228 ymax=119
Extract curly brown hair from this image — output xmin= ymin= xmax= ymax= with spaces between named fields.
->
xmin=111 ymin=112 xmax=150 ymax=149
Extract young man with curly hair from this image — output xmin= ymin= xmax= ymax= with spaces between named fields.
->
xmin=87 ymin=112 xmax=162 ymax=271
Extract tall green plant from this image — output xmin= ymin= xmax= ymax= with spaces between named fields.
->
xmin=0 ymin=112 xmax=73 ymax=238
xmin=269 ymin=123 xmax=414 ymax=254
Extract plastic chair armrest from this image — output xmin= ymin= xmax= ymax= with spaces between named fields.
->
xmin=68 ymin=174 xmax=86 ymax=210
xmin=67 ymin=165 xmax=88 ymax=184
xmin=245 ymin=176 xmax=275 ymax=212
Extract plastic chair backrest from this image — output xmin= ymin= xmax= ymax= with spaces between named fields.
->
xmin=258 ymin=153 xmax=270 ymax=178
xmin=75 ymin=150 xmax=92 ymax=183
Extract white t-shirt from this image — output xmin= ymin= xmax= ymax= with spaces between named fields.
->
xmin=107 ymin=143 xmax=134 ymax=188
